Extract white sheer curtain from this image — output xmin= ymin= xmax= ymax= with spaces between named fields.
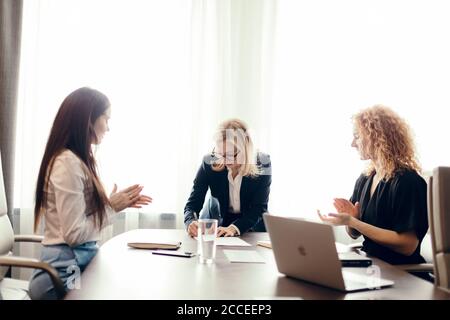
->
xmin=14 ymin=0 xmax=277 ymax=246
xmin=15 ymin=0 xmax=192 ymax=239
xmin=190 ymin=0 xmax=276 ymax=152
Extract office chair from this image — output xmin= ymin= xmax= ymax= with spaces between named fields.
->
xmin=427 ymin=167 xmax=450 ymax=292
xmin=0 ymin=152 xmax=64 ymax=300
xmin=399 ymin=168 xmax=450 ymax=285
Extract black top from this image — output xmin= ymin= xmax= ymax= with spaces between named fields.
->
xmin=184 ymin=153 xmax=271 ymax=234
xmin=350 ymin=169 xmax=428 ymax=265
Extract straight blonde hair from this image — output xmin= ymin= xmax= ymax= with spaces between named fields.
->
xmin=212 ymin=119 xmax=260 ymax=177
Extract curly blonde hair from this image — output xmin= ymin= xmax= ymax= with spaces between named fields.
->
xmin=353 ymin=105 xmax=421 ymax=179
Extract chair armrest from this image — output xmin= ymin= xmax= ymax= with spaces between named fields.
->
xmin=396 ymin=263 xmax=434 ymax=273
xmin=14 ymin=235 xmax=44 ymax=243
xmin=0 ymin=255 xmax=65 ymax=298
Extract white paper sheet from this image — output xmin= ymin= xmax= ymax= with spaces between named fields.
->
xmin=214 ymin=237 xmax=252 ymax=247
xmin=335 ymin=242 xmax=350 ymax=253
xmin=195 ymin=237 xmax=252 ymax=247
xmin=223 ymin=250 xmax=266 ymax=263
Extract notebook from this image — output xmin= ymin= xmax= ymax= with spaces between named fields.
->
xmin=338 ymin=252 xmax=372 ymax=267
xmin=127 ymin=241 xmax=181 ymax=250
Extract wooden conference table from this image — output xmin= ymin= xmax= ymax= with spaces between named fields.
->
xmin=66 ymin=229 xmax=450 ymax=300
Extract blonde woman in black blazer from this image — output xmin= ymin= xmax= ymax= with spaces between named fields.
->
xmin=184 ymin=119 xmax=271 ymax=237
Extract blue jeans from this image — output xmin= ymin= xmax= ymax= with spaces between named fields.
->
xmin=29 ymin=241 xmax=98 ymax=300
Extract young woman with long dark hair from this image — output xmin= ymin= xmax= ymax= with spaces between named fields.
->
xmin=29 ymin=87 xmax=152 ymax=299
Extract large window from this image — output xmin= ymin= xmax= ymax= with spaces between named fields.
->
xmin=268 ymin=0 xmax=450 ymax=218
xmin=15 ymin=0 xmax=276 ymax=237
xmin=14 ymin=0 xmax=450 ymax=232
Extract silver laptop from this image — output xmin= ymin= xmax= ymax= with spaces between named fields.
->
xmin=263 ymin=214 xmax=394 ymax=292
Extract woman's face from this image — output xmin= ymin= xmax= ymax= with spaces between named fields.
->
xmin=215 ymin=140 xmax=244 ymax=171
xmin=351 ymin=127 xmax=370 ymax=160
xmin=93 ymin=107 xmax=111 ymax=145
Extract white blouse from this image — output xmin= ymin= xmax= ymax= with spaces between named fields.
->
xmin=227 ymin=170 xmax=242 ymax=213
xmin=227 ymin=170 xmax=243 ymax=235
xmin=41 ymin=150 xmax=116 ymax=247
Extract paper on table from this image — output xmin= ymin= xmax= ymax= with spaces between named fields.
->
xmin=215 ymin=237 xmax=252 ymax=247
xmin=223 ymin=250 xmax=266 ymax=263
xmin=335 ymin=242 xmax=350 ymax=253
xmin=194 ymin=237 xmax=252 ymax=247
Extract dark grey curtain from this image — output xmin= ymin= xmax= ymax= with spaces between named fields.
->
xmin=0 ymin=0 xmax=23 ymax=220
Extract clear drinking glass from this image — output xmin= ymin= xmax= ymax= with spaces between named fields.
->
xmin=197 ymin=219 xmax=218 ymax=264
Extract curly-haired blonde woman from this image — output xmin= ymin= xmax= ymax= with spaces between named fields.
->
xmin=184 ymin=119 xmax=271 ymax=237
xmin=319 ymin=105 xmax=428 ymax=265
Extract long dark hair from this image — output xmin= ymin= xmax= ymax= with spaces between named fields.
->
xmin=34 ymin=87 xmax=111 ymax=232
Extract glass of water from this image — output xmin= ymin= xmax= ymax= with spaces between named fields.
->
xmin=197 ymin=219 xmax=218 ymax=264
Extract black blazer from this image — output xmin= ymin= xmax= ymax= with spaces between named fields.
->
xmin=184 ymin=153 xmax=271 ymax=234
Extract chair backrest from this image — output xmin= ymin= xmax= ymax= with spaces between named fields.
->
xmin=428 ymin=167 xmax=450 ymax=291
xmin=0 ymin=151 xmax=15 ymax=280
